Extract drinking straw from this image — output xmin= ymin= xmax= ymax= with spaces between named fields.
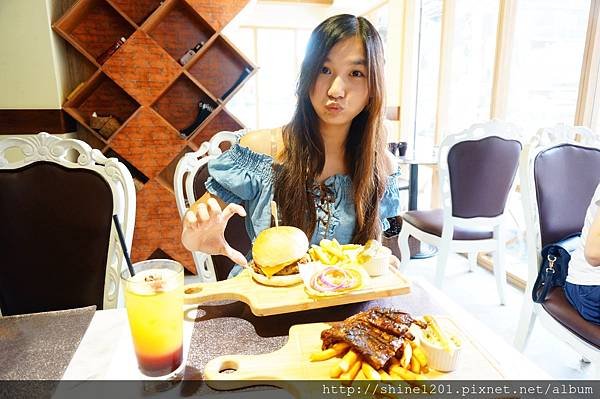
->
xmin=112 ymin=214 xmax=135 ymax=277
xmin=271 ymin=200 xmax=279 ymax=228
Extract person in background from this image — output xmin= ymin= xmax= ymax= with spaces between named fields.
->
xmin=565 ymin=183 xmax=600 ymax=324
xmin=181 ymin=14 xmax=402 ymax=277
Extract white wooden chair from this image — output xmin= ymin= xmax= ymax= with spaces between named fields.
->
xmin=0 ymin=132 xmax=135 ymax=315
xmin=514 ymin=124 xmax=600 ymax=376
xmin=398 ymin=120 xmax=522 ymax=304
xmin=174 ymin=131 xmax=241 ymax=282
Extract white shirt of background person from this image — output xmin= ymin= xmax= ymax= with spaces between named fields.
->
xmin=567 ymin=183 xmax=600 ymax=285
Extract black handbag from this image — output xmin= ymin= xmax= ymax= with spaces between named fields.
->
xmin=532 ymin=244 xmax=571 ymax=303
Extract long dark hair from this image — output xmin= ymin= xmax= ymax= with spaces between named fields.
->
xmin=274 ymin=14 xmax=387 ymax=244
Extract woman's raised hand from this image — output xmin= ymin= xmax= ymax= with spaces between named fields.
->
xmin=182 ymin=197 xmax=248 ymax=266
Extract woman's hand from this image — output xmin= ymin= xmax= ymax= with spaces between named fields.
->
xmin=182 ymin=197 xmax=248 ymax=266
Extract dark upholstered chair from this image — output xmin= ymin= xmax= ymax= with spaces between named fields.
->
xmin=0 ymin=133 xmax=135 ymax=315
xmin=174 ymin=131 xmax=251 ymax=282
xmin=398 ymin=120 xmax=522 ymax=304
xmin=514 ymin=124 xmax=600 ymax=376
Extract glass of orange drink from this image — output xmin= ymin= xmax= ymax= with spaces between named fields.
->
xmin=121 ymin=259 xmax=184 ymax=377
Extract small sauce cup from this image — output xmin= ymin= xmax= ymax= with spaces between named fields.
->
xmin=420 ymin=330 xmax=463 ymax=372
xmin=360 ymin=246 xmax=392 ymax=277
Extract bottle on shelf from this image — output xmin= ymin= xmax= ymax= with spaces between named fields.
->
xmin=90 ymin=112 xmax=121 ymax=139
xmin=220 ymin=67 xmax=252 ymax=100
xmin=180 ymin=102 xmax=214 ymax=138
xmin=179 ymin=41 xmax=206 ymax=66
xmin=97 ymin=37 xmax=126 ymax=64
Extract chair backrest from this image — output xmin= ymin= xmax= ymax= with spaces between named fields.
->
xmin=522 ymin=124 xmax=600 ymax=249
xmin=174 ymin=131 xmax=251 ymax=281
xmin=521 ymin=124 xmax=600 ymax=286
xmin=0 ymin=133 xmax=135 ymax=315
xmin=439 ymin=120 xmax=522 ymax=220
xmin=535 ymin=145 xmax=600 ymax=246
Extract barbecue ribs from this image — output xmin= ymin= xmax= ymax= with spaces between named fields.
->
xmin=320 ymin=307 xmax=426 ymax=369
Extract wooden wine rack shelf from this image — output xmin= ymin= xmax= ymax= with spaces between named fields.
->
xmin=54 ymin=0 xmax=254 ymax=273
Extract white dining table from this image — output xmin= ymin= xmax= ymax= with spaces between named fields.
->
xmin=62 ymin=306 xmax=197 ymax=380
xmin=61 ymin=277 xmax=548 ymax=383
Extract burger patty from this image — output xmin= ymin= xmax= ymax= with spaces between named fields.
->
xmin=252 ymin=253 xmax=311 ymax=276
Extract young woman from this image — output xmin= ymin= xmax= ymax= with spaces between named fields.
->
xmin=565 ymin=183 xmax=600 ymax=324
xmin=182 ymin=14 xmax=402 ymax=276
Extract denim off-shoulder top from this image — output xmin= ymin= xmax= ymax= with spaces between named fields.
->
xmin=205 ymin=130 xmax=403 ymax=277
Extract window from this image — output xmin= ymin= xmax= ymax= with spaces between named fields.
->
xmin=502 ymin=0 xmax=589 ymax=281
xmin=414 ymin=0 xmax=443 ymax=151
xmin=505 ymin=0 xmax=590 ymax=136
xmin=225 ymin=27 xmax=311 ymax=130
xmin=364 ymin=2 xmax=390 ymax=47
xmin=592 ymin=73 xmax=600 ymax=131
xmin=224 ymin=27 xmax=257 ymax=128
xmin=446 ymin=0 xmax=499 ymax=134
xmin=256 ymin=29 xmax=297 ymax=128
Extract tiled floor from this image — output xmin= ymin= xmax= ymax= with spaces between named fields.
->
xmin=404 ymin=252 xmax=597 ymax=379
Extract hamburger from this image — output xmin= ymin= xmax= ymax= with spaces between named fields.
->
xmin=250 ymin=226 xmax=310 ymax=286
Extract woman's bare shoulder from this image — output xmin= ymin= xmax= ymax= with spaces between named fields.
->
xmin=383 ymin=149 xmax=397 ymax=176
xmin=239 ymin=127 xmax=283 ymax=156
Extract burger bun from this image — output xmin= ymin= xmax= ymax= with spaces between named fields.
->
xmin=250 ymin=226 xmax=309 ymax=287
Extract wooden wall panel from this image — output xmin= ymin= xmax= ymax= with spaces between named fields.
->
xmin=186 ymin=0 xmax=250 ymax=31
xmin=132 ymin=179 xmax=194 ymax=271
xmin=70 ymin=1 xmax=134 ymax=61
xmin=109 ymin=107 xmax=185 ymax=178
xmin=77 ymin=77 xmax=138 ymax=123
xmin=191 ymin=110 xmax=243 ymax=147
xmin=54 ymin=0 xmax=254 ymax=274
xmin=110 ymin=0 xmax=162 ymax=26
xmin=148 ymin=2 xmax=214 ymax=61
xmin=188 ymin=37 xmax=247 ymax=99
xmin=152 ymin=77 xmax=215 ymax=131
xmin=103 ymin=31 xmax=181 ymax=106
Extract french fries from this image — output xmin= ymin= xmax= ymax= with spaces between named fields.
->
xmin=356 ymin=239 xmax=381 ymax=264
xmin=309 ymin=239 xmax=378 ymax=265
xmin=309 ymin=342 xmax=349 ymax=361
xmin=340 ymin=358 xmax=362 ymax=381
xmin=339 ymin=349 xmax=359 ymax=372
xmin=361 ymin=362 xmax=381 ymax=380
xmin=389 ymin=364 xmax=425 ymax=381
xmin=399 ymin=341 xmax=412 ymax=368
xmin=378 ymin=370 xmax=393 ymax=380
xmin=320 ymin=239 xmax=344 ymax=259
xmin=311 ymin=245 xmax=335 ymax=265
xmin=409 ymin=340 xmax=428 ymax=367
xmin=329 ymin=361 xmax=344 ymax=378
xmin=309 ymin=337 xmax=430 ymax=386
xmin=410 ymin=355 xmax=421 ymax=374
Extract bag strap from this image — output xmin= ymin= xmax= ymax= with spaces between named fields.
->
xmin=533 ymin=253 xmax=558 ymax=303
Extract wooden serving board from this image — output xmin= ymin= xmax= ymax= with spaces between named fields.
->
xmin=203 ymin=317 xmax=505 ymax=397
xmin=184 ymin=267 xmax=410 ymax=316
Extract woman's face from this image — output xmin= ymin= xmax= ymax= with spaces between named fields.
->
xmin=309 ymin=36 xmax=369 ymax=132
